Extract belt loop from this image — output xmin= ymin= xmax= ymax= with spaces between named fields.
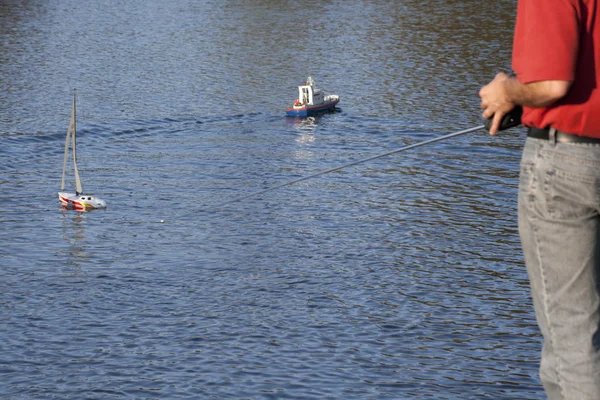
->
xmin=549 ymin=127 xmax=557 ymax=146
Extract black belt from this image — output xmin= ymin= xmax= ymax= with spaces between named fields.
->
xmin=527 ymin=127 xmax=600 ymax=144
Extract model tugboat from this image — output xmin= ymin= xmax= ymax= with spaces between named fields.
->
xmin=58 ymin=90 xmax=106 ymax=211
xmin=285 ymin=77 xmax=340 ymax=117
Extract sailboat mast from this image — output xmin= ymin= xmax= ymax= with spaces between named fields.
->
xmin=60 ymin=112 xmax=70 ymax=192
xmin=61 ymin=90 xmax=76 ymax=192
xmin=71 ymin=89 xmax=83 ymax=195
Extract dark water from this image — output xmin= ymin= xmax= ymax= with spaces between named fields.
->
xmin=0 ymin=1 xmax=544 ymax=399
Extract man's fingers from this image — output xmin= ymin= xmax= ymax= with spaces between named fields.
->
xmin=490 ymin=112 xmax=504 ymax=135
xmin=482 ymin=108 xmax=494 ymax=120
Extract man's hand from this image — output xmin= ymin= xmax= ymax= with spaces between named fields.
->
xmin=479 ymin=73 xmax=572 ymax=135
xmin=479 ymin=72 xmax=517 ymax=135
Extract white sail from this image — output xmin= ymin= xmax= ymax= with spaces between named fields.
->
xmin=61 ymin=90 xmax=83 ymax=194
xmin=60 ymin=102 xmax=71 ymax=191
xmin=71 ymin=91 xmax=83 ymax=194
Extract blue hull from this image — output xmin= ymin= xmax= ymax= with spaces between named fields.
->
xmin=286 ymin=99 xmax=339 ymax=117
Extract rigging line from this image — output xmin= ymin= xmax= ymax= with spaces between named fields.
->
xmin=217 ymin=124 xmax=486 ymax=208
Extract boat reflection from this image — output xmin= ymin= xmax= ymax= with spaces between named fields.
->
xmin=59 ymin=210 xmax=89 ymax=274
xmin=293 ymin=116 xmax=318 ymax=144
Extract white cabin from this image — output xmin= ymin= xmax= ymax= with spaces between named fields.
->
xmin=298 ymin=77 xmax=325 ymax=106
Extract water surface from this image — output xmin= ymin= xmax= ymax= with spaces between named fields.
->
xmin=0 ymin=1 xmax=542 ymax=399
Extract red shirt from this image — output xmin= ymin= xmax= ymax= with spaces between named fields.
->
xmin=512 ymin=0 xmax=600 ymax=136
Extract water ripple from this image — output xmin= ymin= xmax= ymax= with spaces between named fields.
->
xmin=1 ymin=0 xmax=541 ymax=398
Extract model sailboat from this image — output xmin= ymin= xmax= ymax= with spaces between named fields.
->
xmin=58 ymin=90 xmax=106 ymax=210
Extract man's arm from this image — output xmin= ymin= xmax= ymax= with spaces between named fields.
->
xmin=479 ymin=72 xmax=572 ymax=135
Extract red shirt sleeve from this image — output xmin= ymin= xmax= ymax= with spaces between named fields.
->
xmin=512 ymin=0 xmax=579 ymax=83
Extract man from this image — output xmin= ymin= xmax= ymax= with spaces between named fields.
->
xmin=479 ymin=0 xmax=600 ymax=399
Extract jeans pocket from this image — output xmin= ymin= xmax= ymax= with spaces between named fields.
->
xmin=519 ymin=140 xmax=598 ymax=221
xmin=544 ymin=165 xmax=598 ymax=221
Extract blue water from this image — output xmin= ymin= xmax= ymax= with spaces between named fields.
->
xmin=0 ymin=0 xmax=544 ymax=398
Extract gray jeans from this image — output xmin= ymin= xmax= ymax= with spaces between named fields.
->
xmin=519 ymin=136 xmax=600 ymax=399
